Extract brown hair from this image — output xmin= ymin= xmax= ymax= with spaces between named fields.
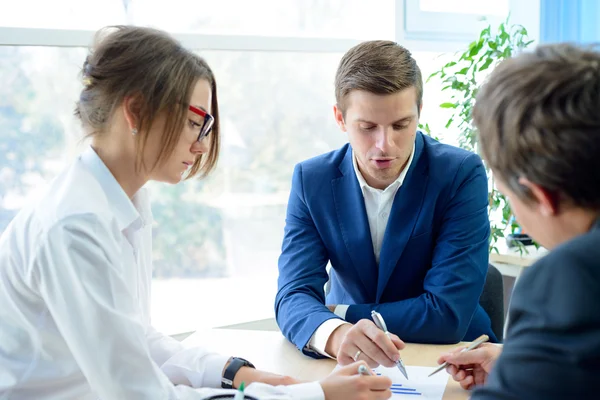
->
xmin=75 ymin=25 xmax=220 ymax=179
xmin=474 ymin=43 xmax=600 ymax=209
xmin=334 ymin=40 xmax=423 ymax=116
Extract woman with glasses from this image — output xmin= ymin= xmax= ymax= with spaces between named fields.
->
xmin=0 ymin=26 xmax=392 ymax=400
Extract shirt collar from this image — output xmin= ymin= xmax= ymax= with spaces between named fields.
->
xmin=79 ymin=146 xmax=150 ymax=232
xmin=352 ymin=142 xmax=416 ymax=193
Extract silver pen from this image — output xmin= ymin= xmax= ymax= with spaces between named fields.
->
xmin=358 ymin=364 xmax=373 ymax=376
xmin=428 ymin=334 xmax=489 ymax=377
xmin=371 ymin=310 xmax=409 ymax=380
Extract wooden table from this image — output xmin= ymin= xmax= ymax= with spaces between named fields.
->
xmin=184 ymin=329 xmax=469 ymax=399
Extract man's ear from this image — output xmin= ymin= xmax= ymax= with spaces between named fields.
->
xmin=518 ymin=177 xmax=559 ymax=216
xmin=333 ymin=104 xmax=347 ymax=132
xmin=123 ymin=95 xmax=143 ymax=131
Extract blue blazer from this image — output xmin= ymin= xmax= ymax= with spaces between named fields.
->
xmin=275 ymin=132 xmax=496 ymax=356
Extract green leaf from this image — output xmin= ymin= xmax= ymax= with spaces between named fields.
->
xmin=457 ymin=67 xmax=470 ymax=75
xmin=479 ymin=58 xmax=494 ymax=71
xmin=480 ymin=26 xmax=491 ymax=39
xmin=439 ymin=102 xmax=457 ymax=109
xmin=488 ymin=42 xmax=497 ymax=50
xmin=444 ymin=61 xmax=457 ymax=68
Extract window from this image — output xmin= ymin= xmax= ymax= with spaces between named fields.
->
xmin=1 ymin=0 xmax=394 ymax=40
xmin=134 ymin=0 xmax=394 ymax=39
xmin=419 ymin=0 xmax=509 ymax=16
xmin=149 ymin=50 xmax=345 ymax=333
xmin=0 ymin=46 xmax=345 ymax=334
xmin=0 ymin=46 xmax=86 ymax=225
xmin=1 ymin=0 xmax=540 ymax=335
xmin=403 ymin=0 xmax=540 ymax=44
xmin=0 ymin=0 xmax=127 ymax=30
xmin=412 ymin=51 xmax=458 ymax=145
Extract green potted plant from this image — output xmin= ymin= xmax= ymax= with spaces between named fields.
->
xmin=424 ymin=17 xmax=535 ymax=253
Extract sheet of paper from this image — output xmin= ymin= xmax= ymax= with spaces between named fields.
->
xmin=333 ymin=364 xmax=449 ymax=399
xmin=373 ymin=365 xmax=449 ymax=399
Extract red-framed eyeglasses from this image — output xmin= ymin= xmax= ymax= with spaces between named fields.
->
xmin=188 ymin=105 xmax=214 ymax=141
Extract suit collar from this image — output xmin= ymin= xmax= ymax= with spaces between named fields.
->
xmin=332 ymin=133 xmax=429 ymax=301
xmin=375 ymin=132 xmax=429 ymax=300
xmin=332 ymin=147 xmax=378 ymax=299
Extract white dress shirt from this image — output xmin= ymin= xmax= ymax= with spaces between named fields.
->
xmin=307 ymin=145 xmax=416 ymax=357
xmin=0 ymin=147 xmax=323 ymax=400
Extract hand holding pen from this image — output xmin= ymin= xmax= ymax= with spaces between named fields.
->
xmin=434 ymin=335 xmax=500 ymax=390
xmin=330 ymin=318 xmax=405 ymax=371
xmin=370 ymin=311 xmax=409 ymax=380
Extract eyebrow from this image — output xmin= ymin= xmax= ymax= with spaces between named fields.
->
xmin=355 ymin=115 xmax=416 ymax=124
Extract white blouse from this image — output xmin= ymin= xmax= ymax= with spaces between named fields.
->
xmin=0 ymin=147 xmax=323 ymax=400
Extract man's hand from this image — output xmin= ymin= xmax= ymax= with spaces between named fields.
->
xmin=437 ymin=343 xmax=501 ymax=390
xmin=326 ymin=304 xmax=337 ymax=313
xmin=325 ymin=319 xmax=405 ymax=368
xmin=233 ymin=367 xmax=303 ymax=388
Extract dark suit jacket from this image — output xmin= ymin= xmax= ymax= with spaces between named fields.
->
xmin=275 ymin=132 xmax=496 ymax=357
xmin=473 ymin=220 xmax=600 ymax=399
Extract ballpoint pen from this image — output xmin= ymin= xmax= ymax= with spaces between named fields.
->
xmin=358 ymin=364 xmax=373 ymax=376
xmin=370 ymin=310 xmax=409 ymax=380
xmin=428 ymin=334 xmax=490 ymax=377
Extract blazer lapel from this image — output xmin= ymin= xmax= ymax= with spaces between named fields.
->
xmin=376 ymin=133 xmax=429 ymax=301
xmin=332 ymin=147 xmax=378 ymax=298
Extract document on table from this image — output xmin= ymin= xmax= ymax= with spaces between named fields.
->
xmin=373 ymin=365 xmax=448 ymax=398
xmin=334 ymin=365 xmax=449 ymax=399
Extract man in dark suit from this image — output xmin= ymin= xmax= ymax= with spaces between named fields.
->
xmin=438 ymin=43 xmax=600 ymax=398
xmin=275 ymin=40 xmax=496 ymax=368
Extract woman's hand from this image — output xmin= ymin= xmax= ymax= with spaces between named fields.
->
xmin=319 ymin=361 xmax=392 ymax=400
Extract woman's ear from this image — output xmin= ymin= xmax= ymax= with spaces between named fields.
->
xmin=122 ymin=95 xmax=143 ymax=131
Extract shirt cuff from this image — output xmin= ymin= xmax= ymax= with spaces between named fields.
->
xmin=285 ymin=382 xmax=325 ymax=400
xmin=194 ymin=353 xmax=231 ymax=388
xmin=307 ymin=318 xmax=349 ymax=359
xmin=334 ymin=305 xmax=349 ymax=320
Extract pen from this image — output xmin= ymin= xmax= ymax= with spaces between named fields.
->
xmin=428 ymin=334 xmax=490 ymax=377
xmin=358 ymin=364 xmax=373 ymax=376
xmin=370 ymin=310 xmax=409 ymax=380
xmin=234 ymin=381 xmax=245 ymax=400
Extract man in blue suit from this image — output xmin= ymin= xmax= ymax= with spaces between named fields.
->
xmin=275 ymin=40 xmax=495 ymax=367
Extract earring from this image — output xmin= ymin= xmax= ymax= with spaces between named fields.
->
xmin=132 ymin=128 xmax=138 ymax=136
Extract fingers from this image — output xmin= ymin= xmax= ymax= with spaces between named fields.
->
xmin=386 ymin=332 xmax=406 ymax=351
xmin=445 ymin=347 xmax=490 ymax=367
xmin=460 ymin=375 xmax=475 ymax=390
xmin=334 ymin=361 xmax=370 ymax=376
xmin=352 ymin=332 xmax=394 ymax=367
xmin=340 ymin=347 xmax=378 ymax=369
xmin=437 ymin=346 xmax=467 ymax=364
xmin=368 ymin=376 xmax=393 ymax=391
xmin=373 ymin=389 xmax=393 ymax=400
xmin=358 ymin=320 xmax=401 ymax=366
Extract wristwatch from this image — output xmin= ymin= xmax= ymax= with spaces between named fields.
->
xmin=221 ymin=357 xmax=256 ymax=389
